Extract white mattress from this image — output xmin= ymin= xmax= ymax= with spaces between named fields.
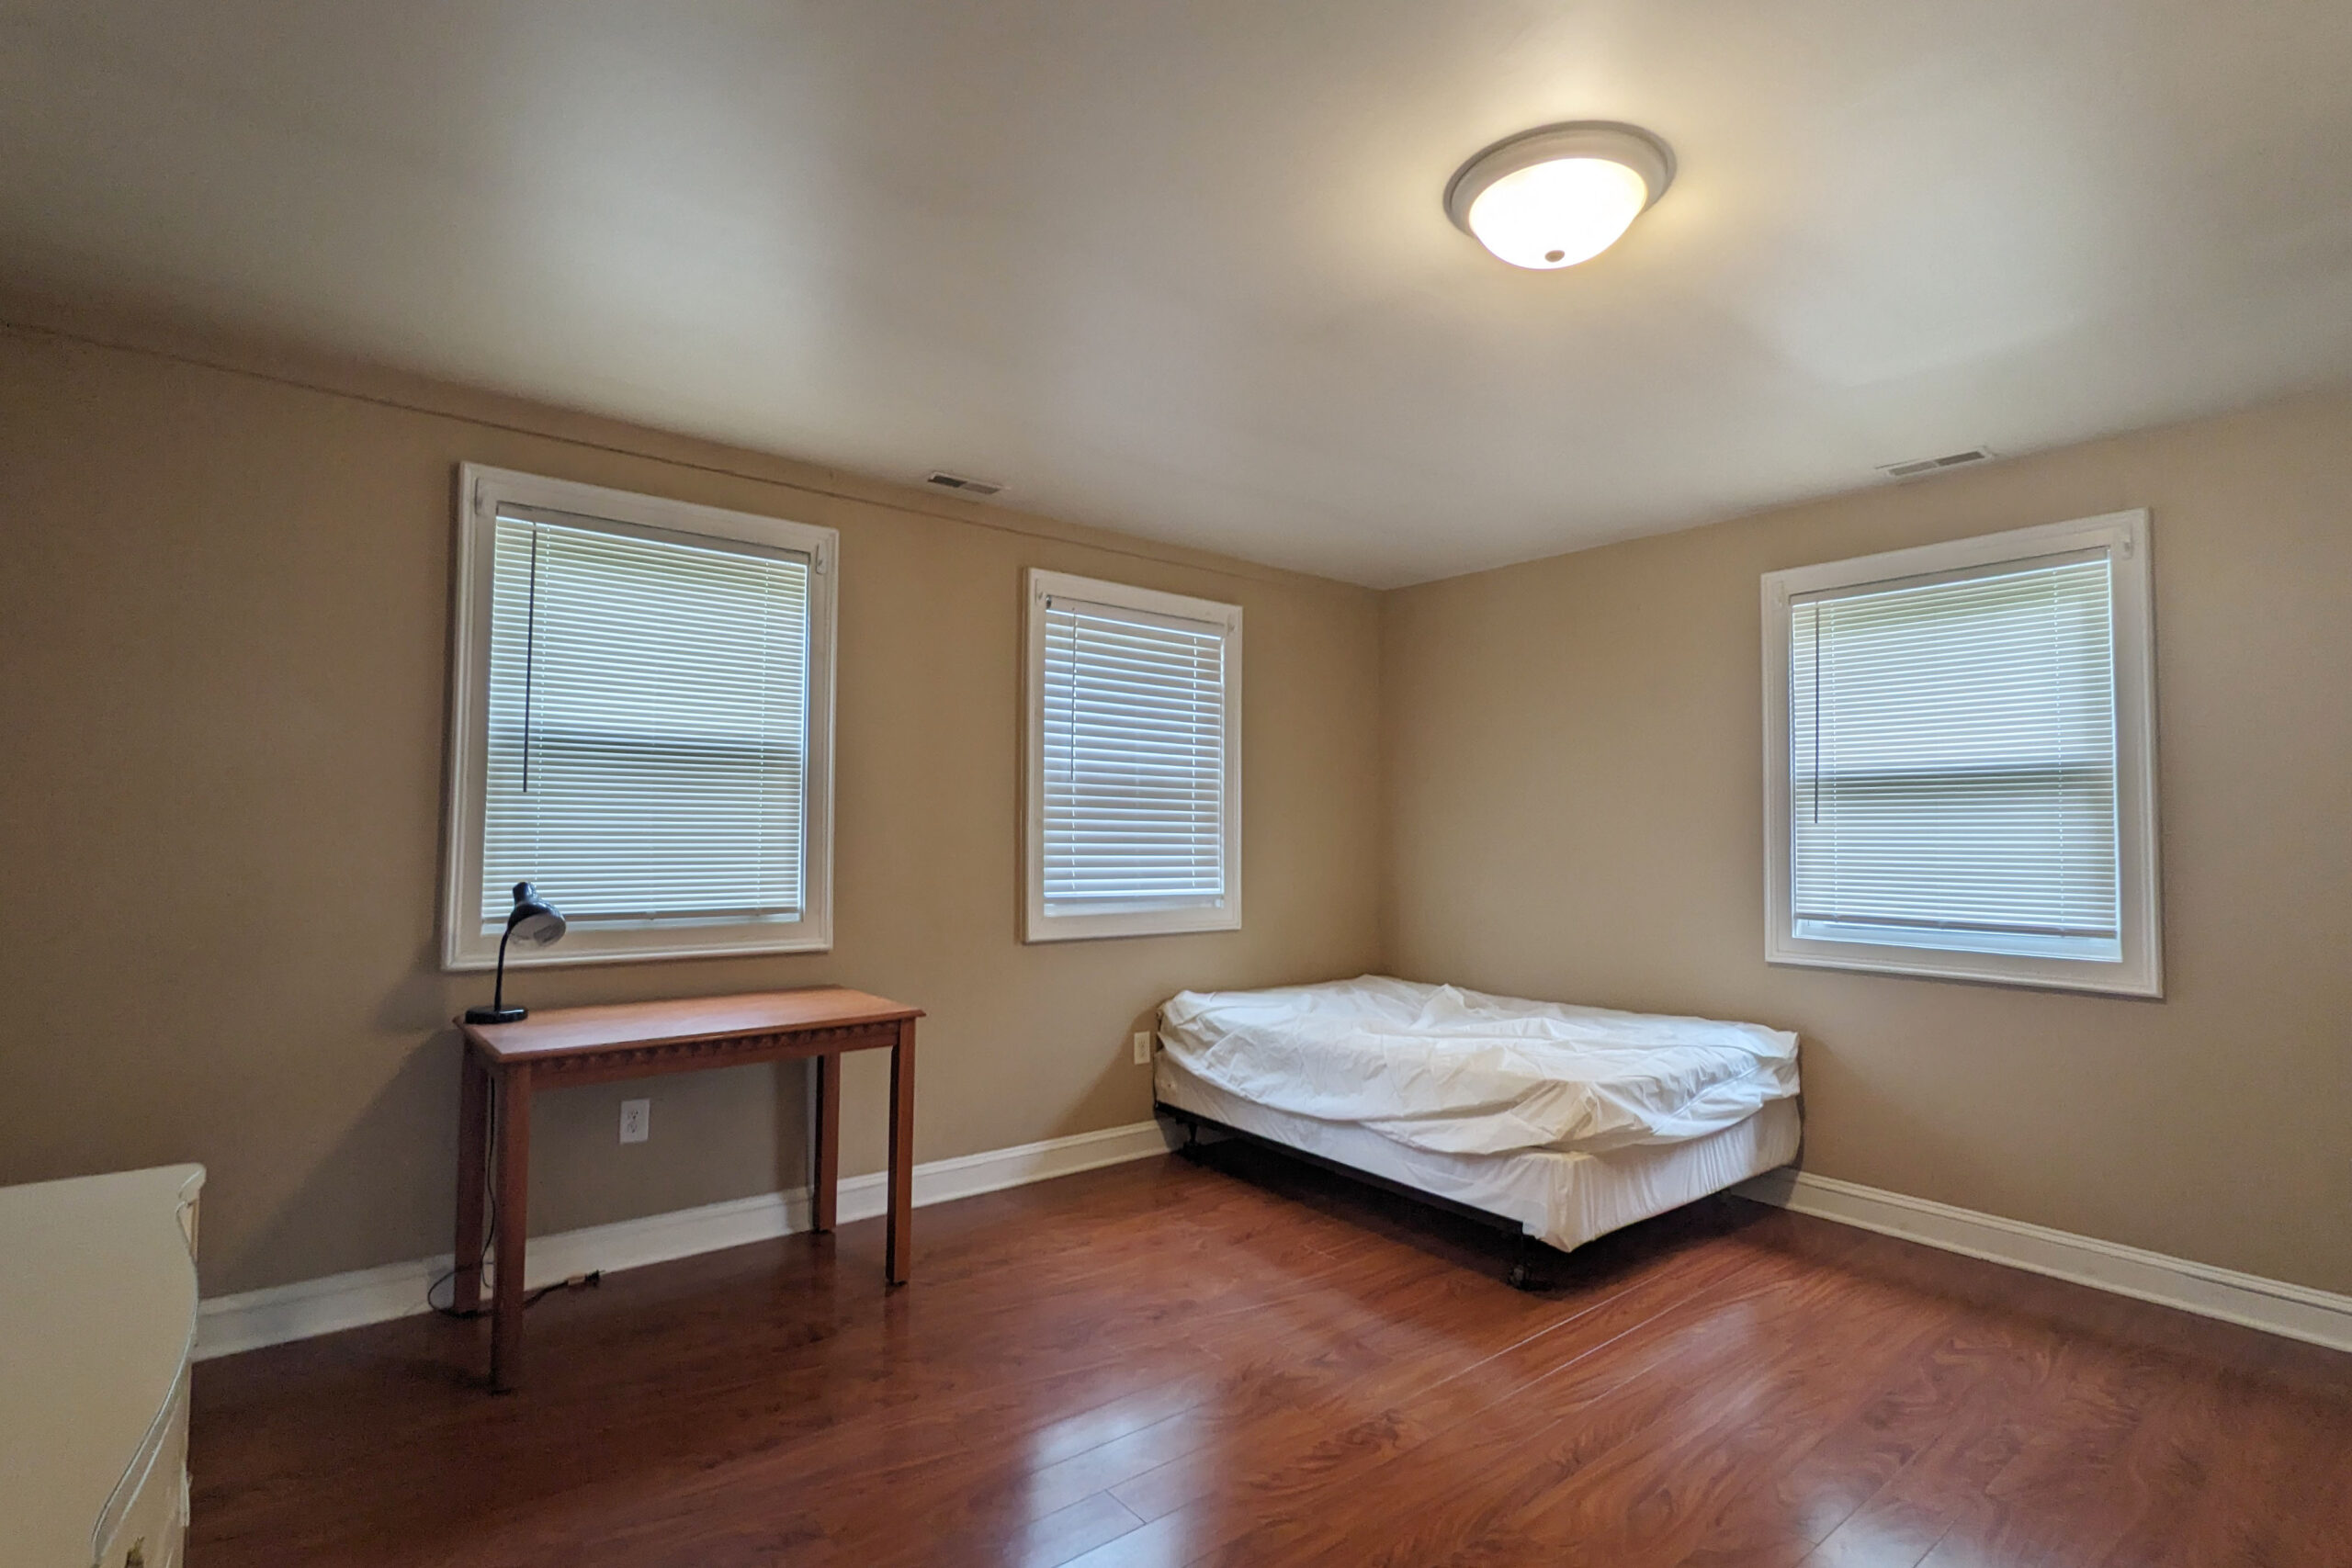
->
xmin=1159 ymin=976 xmax=1799 ymax=1156
xmin=1157 ymin=1054 xmax=1802 ymax=1254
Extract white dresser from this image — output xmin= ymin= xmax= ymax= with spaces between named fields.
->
xmin=0 ymin=1165 xmax=205 ymax=1568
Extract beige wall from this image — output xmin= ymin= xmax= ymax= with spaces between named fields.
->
xmin=6 ymin=294 xmax=2346 ymax=1305
xmin=0 ymin=310 xmax=1384 ymax=1295
xmin=1384 ymin=388 xmax=2352 ymax=1294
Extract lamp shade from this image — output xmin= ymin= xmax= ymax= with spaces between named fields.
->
xmin=505 ymin=882 xmax=567 ymax=946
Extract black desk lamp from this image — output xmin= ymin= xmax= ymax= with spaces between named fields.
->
xmin=466 ymin=881 xmax=568 ymax=1024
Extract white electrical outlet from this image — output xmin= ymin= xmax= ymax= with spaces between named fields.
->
xmin=1133 ymin=1032 xmax=1153 ymax=1066
xmin=618 ymin=1099 xmax=650 ymax=1144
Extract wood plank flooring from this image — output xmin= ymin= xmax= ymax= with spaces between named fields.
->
xmin=190 ymin=1142 xmax=2352 ymax=1567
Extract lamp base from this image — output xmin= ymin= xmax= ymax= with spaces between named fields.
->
xmin=464 ymin=1005 xmax=528 ymax=1025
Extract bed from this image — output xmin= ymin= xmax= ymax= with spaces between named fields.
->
xmin=1153 ymin=976 xmax=1801 ymax=1285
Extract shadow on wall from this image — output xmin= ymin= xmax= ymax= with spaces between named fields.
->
xmin=1779 ymin=1026 xmax=2036 ymax=1208
xmin=220 ymin=1032 xmax=459 ymax=1297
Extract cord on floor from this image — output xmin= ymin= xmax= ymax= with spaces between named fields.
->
xmin=423 ymin=1078 xmax=603 ymax=1315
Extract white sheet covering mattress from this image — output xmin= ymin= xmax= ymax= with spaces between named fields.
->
xmin=1159 ymin=976 xmax=1799 ymax=1156
xmin=1153 ymin=976 xmax=1803 ymax=1253
xmin=1156 ymin=1056 xmax=1801 ymax=1254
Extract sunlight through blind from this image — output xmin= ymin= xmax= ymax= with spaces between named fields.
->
xmin=1789 ymin=554 xmax=2119 ymax=959
xmin=1041 ymin=595 xmax=1228 ymax=910
xmin=481 ymin=513 xmax=810 ymax=931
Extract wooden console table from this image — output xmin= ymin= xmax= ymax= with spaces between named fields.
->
xmin=454 ymin=987 xmax=922 ymax=1392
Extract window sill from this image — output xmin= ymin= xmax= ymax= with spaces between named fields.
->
xmin=1023 ymin=908 xmax=1242 ymax=944
xmin=1764 ymin=936 xmax=2161 ymax=998
xmin=442 ymin=924 xmax=832 ymax=971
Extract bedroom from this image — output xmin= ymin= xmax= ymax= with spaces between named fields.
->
xmin=1 ymin=3 xmax=2346 ymax=1565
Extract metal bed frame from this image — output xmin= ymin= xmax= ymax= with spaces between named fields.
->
xmin=1156 ymin=1100 xmax=1554 ymax=1290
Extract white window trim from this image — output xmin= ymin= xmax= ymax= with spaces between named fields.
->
xmin=441 ymin=464 xmax=838 ymax=970
xmin=1759 ymin=510 xmax=2161 ymax=997
xmin=1023 ymin=568 xmax=1242 ymax=943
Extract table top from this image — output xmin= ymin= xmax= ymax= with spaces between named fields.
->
xmin=459 ymin=987 xmax=922 ymax=1063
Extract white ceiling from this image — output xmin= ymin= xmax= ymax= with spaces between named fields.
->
xmin=5 ymin=2 xmax=2350 ymax=586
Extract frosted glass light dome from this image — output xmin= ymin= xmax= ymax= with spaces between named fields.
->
xmin=1445 ymin=123 xmax=1675 ymax=271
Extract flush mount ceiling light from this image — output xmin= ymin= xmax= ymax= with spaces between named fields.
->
xmin=1445 ymin=121 xmax=1675 ymax=270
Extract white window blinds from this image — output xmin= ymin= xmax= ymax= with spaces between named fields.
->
xmin=481 ymin=512 xmax=810 ymax=932
xmin=1040 ymin=594 xmax=1229 ymax=912
xmin=1788 ymin=554 xmax=2120 ymax=959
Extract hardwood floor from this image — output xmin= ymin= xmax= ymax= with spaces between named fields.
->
xmin=190 ymin=1143 xmax=2352 ymax=1567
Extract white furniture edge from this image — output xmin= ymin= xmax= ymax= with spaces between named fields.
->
xmin=3 ymin=1165 xmax=205 ymax=1568
xmin=198 ymin=1119 xmax=1178 ymax=1359
xmin=102 ymin=1165 xmax=204 ymax=1566
xmin=1736 ymin=1167 xmax=2352 ymax=1353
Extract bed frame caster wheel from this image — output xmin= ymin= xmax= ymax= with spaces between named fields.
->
xmin=1507 ymin=1235 xmax=1545 ymax=1291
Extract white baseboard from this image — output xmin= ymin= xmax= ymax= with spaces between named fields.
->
xmin=197 ymin=1118 xmax=1178 ymax=1360
xmin=1735 ymin=1168 xmax=2352 ymax=1354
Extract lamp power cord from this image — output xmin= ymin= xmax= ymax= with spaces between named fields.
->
xmin=425 ymin=1077 xmax=604 ymax=1317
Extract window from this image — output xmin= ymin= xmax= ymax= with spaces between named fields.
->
xmin=1761 ymin=511 xmax=2159 ymax=995
xmin=1023 ymin=570 xmax=1241 ymax=942
xmin=442 ymin=465 xmax=836 ymax=968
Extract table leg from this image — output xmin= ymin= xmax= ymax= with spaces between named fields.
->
xmin=811 ymin=1052 xmax=841 ymax=1233
xmin=886 ymin=1019 xmax=915 ymax=1285
xmin=452 ymin=1048 xmax=491 ymax=1314
xmin=490 ymin=1062 xmax=532 ymax=1393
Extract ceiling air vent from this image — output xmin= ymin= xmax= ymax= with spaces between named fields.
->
xmin=1877 ymin=446 xmax=1995 ymax=480
xmin=924 ymin=470 xmax=1004 ymax=498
